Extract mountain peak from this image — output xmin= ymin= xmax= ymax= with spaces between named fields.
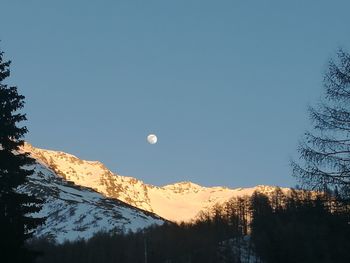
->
xmin=164 ymin=181 xmax=202 ymax=189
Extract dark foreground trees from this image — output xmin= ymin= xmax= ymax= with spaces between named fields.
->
xmin=31 ymin=219 xmax=242 ymax=263
xmin=292 ymin=50 xmax=350 ymax=198
xmin=250 ymin=191 xmax=350 ymax=263
xmin=0 ymin=48 xmax=43 ymax=262
xmin=30 ymin=189 xmax=350 ymax=263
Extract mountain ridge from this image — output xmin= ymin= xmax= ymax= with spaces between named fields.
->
xmin=22 ymin=143 xmax=290 ymax=223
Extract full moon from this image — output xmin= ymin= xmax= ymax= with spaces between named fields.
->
xmin=147 ymin=134 xmax=158 ymax=144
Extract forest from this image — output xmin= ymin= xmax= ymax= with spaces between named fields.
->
xmin=30 ymin=189 xmax=350 ymax=263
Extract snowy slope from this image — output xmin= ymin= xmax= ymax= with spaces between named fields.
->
xmin=147 ymin=183 xmax=285 ymax=222
xmin=22 ymin=143 xmax=290 ymax=223
xmin=19 ymin=159 xmax=164 ymax=243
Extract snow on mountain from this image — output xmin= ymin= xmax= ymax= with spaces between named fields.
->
xmin=18 ymin=155 xmax=164 ymax=243
xmin=22 ymin=143 xmax=290 ymax=223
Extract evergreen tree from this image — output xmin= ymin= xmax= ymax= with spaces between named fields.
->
xmin=0 ymin=48 xmax=43 ymax=262
xmin=292 ymin=50 xmax=350 ymax=198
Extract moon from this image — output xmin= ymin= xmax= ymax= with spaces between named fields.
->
xmin=147 ymin=134 xmax=158 ymax=144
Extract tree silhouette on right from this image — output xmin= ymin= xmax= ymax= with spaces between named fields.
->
xmin=292 ymin=50 xmax=350 ymax=199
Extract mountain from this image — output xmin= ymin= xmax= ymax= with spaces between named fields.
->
xmin=18 ymin=149 xmax=164 ymax=243
xmin=22 ymin=143 xmax=290 ymax=225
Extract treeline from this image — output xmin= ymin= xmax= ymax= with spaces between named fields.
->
xmin=30 ymin=219 xmax=241 ymax=263
xmin=30 ymin=189 xmax=350 ymax=263
xmin=250 ymin=190 xmax=350 ymax=263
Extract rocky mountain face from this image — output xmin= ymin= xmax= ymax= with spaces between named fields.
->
xmin=18 ymin=151 xmax=164 ymax=243
xmin=22 ymin=143 xmax=290 ymax=226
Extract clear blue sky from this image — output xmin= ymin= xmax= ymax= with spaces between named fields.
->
xmin=2 ymin=0 xmax=350 ymax=188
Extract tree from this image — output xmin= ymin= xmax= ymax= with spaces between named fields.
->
xmin=0 ymin=48 xmax=43 ymax=262
xmin=292 ymin=50 xmax=350 ymax=198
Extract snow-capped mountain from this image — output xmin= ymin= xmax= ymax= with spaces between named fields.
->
xmin=22 ymin=143 xmax=290 ymax=224
xmin=19 ymin=153 xmax=164 ymax=243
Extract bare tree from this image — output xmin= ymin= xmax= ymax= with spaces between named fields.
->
xmin=292 ymin=50 xmax=350 ymax=198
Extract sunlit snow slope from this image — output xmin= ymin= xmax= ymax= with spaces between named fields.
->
xmin=23 ymin=143 xmax=290 ymax=222
xmin=19 ymin=154 xmax=164 ymax=243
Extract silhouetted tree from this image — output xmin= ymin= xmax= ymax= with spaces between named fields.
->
xmin=0 ymin=48 xmax=43 ymax=262
xmin=292 ymin=50 xmax=350 ymax=198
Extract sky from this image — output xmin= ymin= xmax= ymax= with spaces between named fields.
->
xmin=1 ymin=0 xmax=350 ymax=188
